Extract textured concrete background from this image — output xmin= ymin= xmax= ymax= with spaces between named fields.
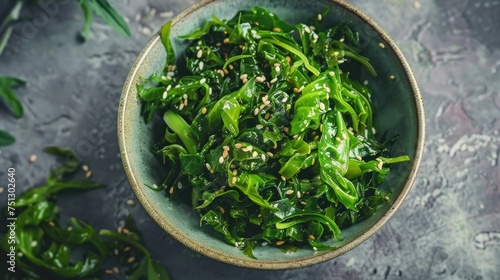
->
xmin=0 ymin=0 xmax=499 ymax=279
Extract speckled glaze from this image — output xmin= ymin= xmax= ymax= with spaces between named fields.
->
xmin=118 ymin=0 xmax=425 ymax=270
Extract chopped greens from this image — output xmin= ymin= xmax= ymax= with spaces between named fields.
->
xmin=0 ymin=148 xmax=169 ymax=279
xmin=137 ymin=7 xmax=410 ymax=257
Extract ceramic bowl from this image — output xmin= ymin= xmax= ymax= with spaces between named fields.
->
xmin=118 ymin=0 xmax=425 ymax=269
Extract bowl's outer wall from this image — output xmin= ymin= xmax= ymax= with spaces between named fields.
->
xmin=118 ymin=0 xmax=424 ymax=269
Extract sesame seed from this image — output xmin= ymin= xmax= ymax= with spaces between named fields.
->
xmin=286 ymin=56 xmax=292 ymax=62
xmin=276 ymin=240 xmax=285 ymax=246
xmin=340 ymin=38 xmax=345 ymax=42
xmin=335 ymin=137 xmax=341 ymax=142
xmin=127 ymin=257 xmax=136 ymax=263
xmin=309 ymin=235 xmax=315 ymax=240
xmin=183 ymin=94 xmax=188 ymax=100
xmin=202 ymin=107 xmax=207 ymax=114
xmin=235 ymin=143 xmax=242 ymax=149
xmin=320 ymin=124 xmax=323 ymax=132
xmin=254 ymin=108 xmax=260 ymax=115
xmin=272 ymin=27 xmax=281 ymax=32
xmin=117 ymin=227 xmax=122 ymax=233
xmin=325 ymin=87 xmax=331 ymax=93
xmin=246 ymin=145 xmax=253 ymax=151
xmin=167 ymin=71 xmax=175 ymax=77
xmin=242 ymin=78 xmax=248 ymax=83
xmin=313 ymin=135 xmax=320 ymax=141
xmin=113 ymin=267 xmax=119 ymax=274
xmin=296 ymin=191 xmax=302 ymax=198
xmin=179 ymin=103 xmax=184 ymax=110
xmin=275 ymin=65 xmax=281 ymax=72
xmin=161 ymin=75 xmax=167 ymax=80
xmin=251 ymin=30 xmax=257 ymax=35
xmin=293 ymin=87 xmax=299 ymax=93
xmin=1 ymin=187 xmax=5 ymax=194
xmin=232 ymin=177 xmax=237 ymax=184
xmin=223 ymin=68 xmax=229 ymax=75
xmin=200 ymin=78 xmax=206 ymax=84
xmin=223 ymin=38 xmax=229 ymax=43
xmin=333 ymin=51 xmax=339 ymax=56
xmin=300 ymin=201 xmax=307 ymax=205
xmin=29 ymin=154 xmax=37 ymax=163
xmin=126 ymin=199 xmax=135 ymax=206
xmin=240 ymin=74 xmax=248 ymax=80
xmin=285 ymin=189 xmax=294 ymax=195
xmin=377 ymin=161 xmax=384 ymax=170
xmin=218 ymin=69 xmax=225 ymax=77
xmin=313 ymin=247 xmax=318 ymax=251
xmin=252 ymin=151 xmax=258 ymax=157
xmin=223 ymin=145 xmax=230 ymax=151
xmin=197 ymin=49 xmax=203 ymax=58
xmin=262 ymin=95 xmax=269 ymax=103
xmin=313 ymin=33 xmax=319 ymax=40
xmin=304 ymin=26 xmax=311 ymax=33
xmin=379 ymin=42 xmax=385 ymax=49
xmin=266 ymin=152 xmax=274 ymax=157
xmin=318 ymin=14 xmax=322 ymax=21
xmin=31 ymin=241 xmax=37 ymax=247
xmin=319 ymin=103 xmax=326 ymax=111
xmin=210 ymin=169 xmax=215 ymax=174
xmin=114 ymin=248 xmax=119 ymax=255
xmin=219 ymin=206 xmax=225 ymax=214
xmin=414 ymin=1 xmax=421 ymax=9
xmin=67 ymin=226 xmax=73 ymax=231
xmin=356 ymin=156 xmax=362 ymax=161
xmin=270 ymin=77 xmax=278 ymax=84
xmin=329 ymin=71 xmax=335 ymax=76
xmin=85 ymin=171 xmax=92 ymax=178
xmin=256 ymin=124 xmax=264 ymax=129
xmin=261 ymin=154 xmax=266 ymax=161
xmin=177 ymin=182 xmax=183 ymax=189
xmin=228 ymin=64 xmax=234 ymax=70
xmin=198 ymin=61 xmax=204 ymax=70
xmin=169 ymin=187 xmax=174 ymax=194
xmin=219 ymin=156 xmax=224 ymax=164
xmin=162 ymin=91 xmax=167 ymax=99
xmin=281 ymin=175 xmax=286 ymax=181
xmin=256 ymin=76 xmax=265 ymax=83
xmin=222 ymin=149 xmax=229 ymax=158
xmin=82 ymin=165 xmax=89 ymax=172
xmin=389 ymin=75 xmax=395 ymax=80
xmin=283 ymin=127 xmax=289 ymax=133
xmin=298 ymin=85 xmax=305 ymax=92
xmin=232 ymin=169 xmax=238 ymax=176
xmin=124 ymin=246 xmax=131 ymax=252
xmin=105 ymin=269 xmax=114 ymax=274
xmin=265 ymin=113 xmax=270 ymax=120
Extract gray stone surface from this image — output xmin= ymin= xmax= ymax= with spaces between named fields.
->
xmin=1 ymin=0 xmax=499 ymax=279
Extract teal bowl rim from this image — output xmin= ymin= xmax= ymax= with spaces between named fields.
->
xmin=118 ymin=0 xmax=425 ymax=270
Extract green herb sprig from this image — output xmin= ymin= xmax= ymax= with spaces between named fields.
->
xmin=0 ymin=147 xmax=169 ymax=279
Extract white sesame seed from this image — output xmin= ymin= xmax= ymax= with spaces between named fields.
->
xmin=179 ymin=103 xmax=185 ymax=111
xmin=232 ymin=177 xmax=237 ymax=184
xmin=0 ymin=187 xmax=3 ymax=194
xmin=262 ymin=242 xmax=268 ymax=246
xmin=298 ymin=85 xmax=305 ymax=92
xmin=222 ymin=149 xmax=229 ymax=158
xmin=304 ymin=26 xmax=311 ymax=33
xmin=300 ymin=201 xmax=307 ymax=205
xmin=414 ymin=1 xmax=421 ymax=9
xmin=251 ymin=30 xmax=257 ymax=35
xmin=240 ymin=74 xmax=248 ymax=80
xmin=242 ymin=78 xmax=248 ymax=83
xmin=356 ymin=156 xmax=362 ymax=161
xmin=198 ymin=61 xmax=204 ymax=70
xmin=264 ymin=100 xmax=271 ymax=106
xmin=318 ymin=14 xmax=322 ymax=21
xmin=167 ymin=71 xmax=175 ymax=77
xmin=202 ymin=107 xmax=207 ymax=114
xmin=234 ymin=143 xmax=243 ymax=149
xmin=126 ymin=199 xmax=135 ymax=206
xmin=313 ymin=33 xmax=319 ymax=40
xmin=377 ymin=161 xmax=384 ymax=170
xmin=340 ymin=38 xmax=345 ymax=42
xmin=205 ymin=163 xmax=212 ymax=170
xmin=275 ymin=65 xmax=281 ymax=72
xmin=335 ymin=137 xmax=341 ymax=142
xmin=276 ymin=240 xmax=285 ymax=246
xmin=329 ymin=71 xmax=335 ymax=76
xmin=325 ymin=87 xmax=331 ymax=93
xmin=319 ymin=103 xmax=326 ymax=111
xmin=197 ymin=49 xmax=203 ymax=58
xmin=281 ymin=175 xmax=286 ymax=181
xmin=85 ymin=171 xmax=92 ymax=178
xmin=270 ymin=77 xmax=278 ymax=84
xmin=256 ymin=76 xmax=265 ymax=83
xmin=31 ymin=241 xmax=37 ymax=247
xmin=183 ymin=94 xmax=188 ymax=100
xmin=223 ymin=38 xmax=230 ymax=43
xmin=389 ymin=75 xmax=395 ymax=80
xmin=286 ymin=189 xmax=294 ymax=195
xmin=262 ymin=95 xmax=269 ymax=103
xmin=169 ymin=186 xmax=174 ymax=194
xmin=252 ymin=151 xmax=258 ymax=157
xmin=247 ymin=145 xmax=253 ymax=151
xmin=223 ymin=145 xmax=230 ymax=151
xmin=313 ymin=246 xmax=318 ymax=251
xmin=333 ymin=51 xmax=339 ymax=56
xmin=379 ymin=42 xmax=385 ymax=49
xmin=219 ymin=156 xmax=224 ymax=164
xmin=256 ymin=124 xmax=264 ymax=129
xmin=162 ymin=91 xmax=167 ymax=99
xmin=266 ymin=152 xmax=274 ymax=157
xmin=254 ymin=108 xmax=260 ymax=115
xmin=161 ymin=75 xmax=167 ymax=80
xmin=296 ymin=191 xmax=302 ymax=198
xmin=261 ymin=154 xmax=266 ymax=161
xmin=29 ymin=154 xmax=37 ymax=163
xmin=200 ymin=78 xmax=206 ymax=84
xmin=363 ymin=80 xmax=369 ymax=85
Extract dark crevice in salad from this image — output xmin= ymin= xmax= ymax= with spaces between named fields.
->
xmin=137 ymin=7 xmax=409 ymax=258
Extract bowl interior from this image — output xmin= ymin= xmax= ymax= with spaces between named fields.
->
xmin=118 ymin=0 xmax=424 ymax=269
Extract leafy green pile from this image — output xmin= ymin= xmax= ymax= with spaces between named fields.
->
xmin=137 ymin=7 xmax=409 ymax=257
xmin=0 ymin=147 xmax=168 ymax=279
